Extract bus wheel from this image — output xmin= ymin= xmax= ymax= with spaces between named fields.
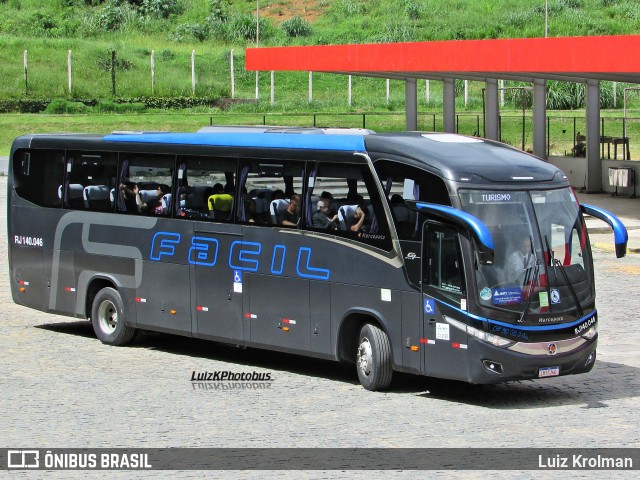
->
xmin=91 ymin=287 xmax=135 ymax=346
xmin=356 ymin=323 xmax=393 ymax=391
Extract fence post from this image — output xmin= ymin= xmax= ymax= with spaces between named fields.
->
xmin=348 ymin=75 xmax=352 ymax=106
xmin=23 ymin=50 xmax=28 ymax=95
xmin=230 ymin=49 xmax=235 ymax=99
xmin=270 ymin=71 xmax=275 ymax=106
xmin=151 ymin=49 xmax=155 ymax=95
xmin=67 ymin=49 xmax=72 ymax=96
xmin=386 ymin=79 xmax=390 ymax=104
xmin=425 ymin=80 xmax=430 ymax=105
xmin=500 ymin=79 xmax=505 ymax=107
xmin=111 ymin=50 xmax=116 ymax=96
xmin=191 ymin=50 xmax=196 ymax=96
xmin=464 ymin=80 xmax=468 ymax=107
xmin=308 ymin=71 xmax=313 ymax=103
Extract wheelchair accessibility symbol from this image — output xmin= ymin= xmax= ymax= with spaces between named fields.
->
xmin=550 ymin=288 xmax=561 ymax=304
xmin=424 ymin=299 xmax=435 ymax=315
xmin=234 ymin=270 xmax=243 ymax=284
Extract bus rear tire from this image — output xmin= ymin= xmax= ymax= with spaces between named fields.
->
xmin=91 ymin=287 xmax=135 ymax=346
xmin=356 ymin=323 xmax=393 ymax=391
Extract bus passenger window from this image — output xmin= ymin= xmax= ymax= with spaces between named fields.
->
xmin=304 ymin=162 xmax=392 ymax=251
xmin=12 ymin=150 xmax=65 ymax=208
xmin=239 ymin=160 xmax=304 ymax=226
xmin=117 ymin=154 xmax=174 ymax=216
xmin=64 ymin=151 xmax=117 ymax=212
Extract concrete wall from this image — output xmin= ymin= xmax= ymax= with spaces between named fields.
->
xmin=548 ymin=155 xmax=639 ymax=195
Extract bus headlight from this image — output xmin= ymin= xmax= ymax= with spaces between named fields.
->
xmin=581 ymin=324 xmax=597 ymax=340
xmin=444 ymin=316 xmax=514 ymax=348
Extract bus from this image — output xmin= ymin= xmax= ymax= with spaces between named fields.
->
xmin=7 ymin=128 xmax=628 ymax=391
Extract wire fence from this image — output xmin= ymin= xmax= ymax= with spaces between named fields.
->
xmin=208 ymin=112 xmax=640 ymax=160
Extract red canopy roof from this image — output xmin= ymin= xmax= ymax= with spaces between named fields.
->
xmin=246 ymin=35 xmax=640 ymax=83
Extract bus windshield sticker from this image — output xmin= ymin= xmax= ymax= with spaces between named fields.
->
xmin=479 ymin=287 xmax=492 ymax=301
xmin=436 ymin=323 xmax=450 ymax=341
xmin=492 ymin=288 xmax=522 ymax=305
xmin=539 ymin=291 xmax=549 ymax=307
xmin=550 ymin=289 xmax=561 ymax=304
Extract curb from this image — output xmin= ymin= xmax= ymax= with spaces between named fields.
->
xmin=593 ymin=242 xmax=640 ymax=254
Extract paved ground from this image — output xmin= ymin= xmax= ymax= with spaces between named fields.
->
xmin=1 ymin=176 xmax=639 ymax=479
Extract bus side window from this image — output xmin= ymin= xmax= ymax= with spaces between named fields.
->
xmin=117 ymin=153 xmax=175 ymax=217
xmin=12 ymin=150 xmax=65 ymax=208
xmin=304 ymin=161 xmax=392 ymax=251
xmin=65 ymin=151 xmax=117 ymax=212
xmin=176 ymin=156 xmax=237 ymax=222
xmin=239 ymin=159 xmax=304 ymax=226
xmin=425 ymin=228 xmax=465 ymax=304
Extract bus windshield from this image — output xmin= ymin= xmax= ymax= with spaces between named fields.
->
xmin=459 ymin=188 xmax=594 ymax=316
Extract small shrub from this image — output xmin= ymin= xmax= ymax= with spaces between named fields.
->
xmin=97 ymin=100 xmax=146 ymax=113
xmin=44 ymin=99 xmax=91 ymax=114
xmin=141 ymin=0 xmax=184 ymax=19
xmin=281 ymin=16 xmax=311 ymax=38
xmin=97 ymin=51 xmax=135 ymax=71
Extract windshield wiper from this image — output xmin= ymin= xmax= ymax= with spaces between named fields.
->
xmin=518 ymin=260 xmax=540 ymax=324
xmin=552 ymin=258 xmax=584 ymax=318
xmin=544 ymin=234 xmax=584 ymax=317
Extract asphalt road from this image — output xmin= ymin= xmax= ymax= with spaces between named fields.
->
xmin=1 ymin=176 xmax=639 ymax=479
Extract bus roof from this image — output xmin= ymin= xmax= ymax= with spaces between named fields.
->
xmin=102 ymin=132 xmax=367 ymax=152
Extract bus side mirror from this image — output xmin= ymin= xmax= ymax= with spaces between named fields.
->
xmin=580 ymin=203 xmax=628 ymax=258
xmin=406 ymin=201 xmax=495 ymax=265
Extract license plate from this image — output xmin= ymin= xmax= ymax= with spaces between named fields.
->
xmin=539 ymin=366 xmax=560 ymax=378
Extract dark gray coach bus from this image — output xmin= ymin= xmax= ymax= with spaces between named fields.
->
xmin=7 ymin=129 xmax=628 ymax=390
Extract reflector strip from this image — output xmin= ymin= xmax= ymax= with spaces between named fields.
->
xmin=65 ymin=287 xmax=76 ymax=292
xmin=282 ymin=319 xmax=297 ymax=325
xmin=135 ymin=297 xmax=147 ymax=303
xmin=18 ymin=280 xmax=29 ymax=286
xmin=196 ymin=306 xmax=209 ymax=312
xmin=245 ymin=313 xmax=257 ymax=319
xmin=452 ymin=343 xmax=468 ymax=349
xmin=419 ymin=338 xmax=435 ymax=345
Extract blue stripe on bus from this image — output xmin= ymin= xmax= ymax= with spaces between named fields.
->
xmin=102 ymin=132 xmax=367 ymax=152
xmin=432 ymin=297 xmax=597 ymax=331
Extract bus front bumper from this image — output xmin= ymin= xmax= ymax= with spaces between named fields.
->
xmin=466 ymin=334 xmax=597 ymax=384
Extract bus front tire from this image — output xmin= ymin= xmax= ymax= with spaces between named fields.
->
xmin=356 ymin=323 xmax=393 ymax=391
xmin=91 ymin=287 xmax=135 ymax=346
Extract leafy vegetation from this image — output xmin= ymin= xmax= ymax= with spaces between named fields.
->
xmin=0 ymin=0 xmax=639 ymax=111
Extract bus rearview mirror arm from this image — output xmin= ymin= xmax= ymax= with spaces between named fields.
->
xmin=580 ymin=204 xmax=628 ymax=258
xmin=405 ymin=201 xmax=495 ymax=265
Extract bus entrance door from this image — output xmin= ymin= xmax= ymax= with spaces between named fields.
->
xmin=192 ymin=223 xmax=245 ymax=343
xmin=421 ymin=222 xmax=469 ymax=381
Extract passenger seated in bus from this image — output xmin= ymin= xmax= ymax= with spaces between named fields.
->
xmin=507 ymin=236 xmax=535 ymax=285
xmin=134 ymin=184 xmax=170 ymax=215
xmin=312 ymin=200 xmax=338 ymax=230
xmin=350 ymin=206 xmax=366 ymax=232
xmin=282 ymin=194 xmax=301 ymax=226
xmin=207 ymin=183 xmax=233 ymax=220
xmin=244 ymin=196 xmax=259 ymax=224
xmin=319 ymin=191 xmax=336 ymax=214
xmin=272 ymin=189 xmax=285 ymax=200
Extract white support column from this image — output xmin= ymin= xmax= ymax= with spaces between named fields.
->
xmin=151 ymin=50 xmax=155 ymax=95
xmin=443 ymin=78 xmax=456 ymax=133
xmin=425 ymin=79 xmax=430 ymax=104
xmin=348 ymin=75 xmax=352 ymax=106
xmin=270 ymin=70 xmax=274 ymax=105
xmin=308 ymin=71 xmax=313 ymax=102
xmin=485 ymin=79 xmax=499 ymax=141
xmin=586 ymin=79 xmax=602 ymax=192
xmin=67 ymin=50 xmax=72 ymax=95
xmin=386 ymin=79 xmax=390 ymax=104
xmin=464 ymin=80 xmax=469 ymax=107
xmin=533 ymin=79 xmax=547 ymax=159
xmin=500 ymin=79 xmax=505 ymax=107
xmin=230 ymin=49 xmax=235 ymax=99
xmin=191 ymin=50 xmax=196 ymax=96
xmin=405 ymin=78 xmax=417 ymax=131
